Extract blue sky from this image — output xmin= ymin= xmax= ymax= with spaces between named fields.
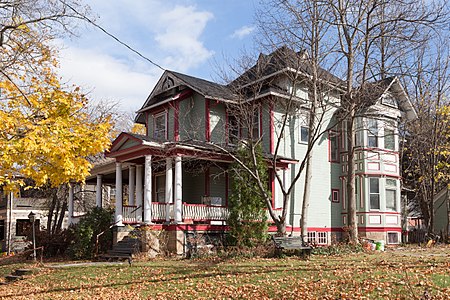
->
xmin=58 ymin=0 xmax=260 ymax=113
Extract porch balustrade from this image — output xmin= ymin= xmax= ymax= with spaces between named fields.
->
xmin=121 ymin=204 xmax=283 ymax=224
xmin=183 ymin=204 xmax=229 ymax=221
xmin=122 ymin=205 xmax=138 ymax=223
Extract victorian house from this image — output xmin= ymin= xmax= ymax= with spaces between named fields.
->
xmin=83 ymin=47 xmax=417 ymax=254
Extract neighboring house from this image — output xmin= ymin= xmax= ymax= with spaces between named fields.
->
xmin=0 ymin=186 xmax=51 ymax=253
xmin=0 ymin=182 xmax=98 ymax=253
xmin=434 ymin=185 xmax=450 ymax=239
xmin=86 ymin=47 xmax=417 ymax=254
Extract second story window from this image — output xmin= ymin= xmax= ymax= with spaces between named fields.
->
xmin=228 ymin=114 xmax=239 ymax=145
xmin=153 ymin=111 xmax=167 ymax=141
xmin=369 ymin=177 xmax=380 ymax=210
xmin=385 ymin=178 xmax=397 ymax=211
xmin=329 ymin=131 xmax=339 ymax=162
xmin=367 ymin=119 xmax=378 ymax=148
xmin=384 ymin=128 xmax=395 ymax=150
xmin=300 ymin=126 xmax=309 ymax=143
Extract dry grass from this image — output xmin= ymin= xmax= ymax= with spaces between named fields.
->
xmin=0 ymin=245 xmax=448 ymax=299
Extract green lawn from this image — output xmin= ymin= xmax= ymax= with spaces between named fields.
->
xmin=0 ymin=246 xmax=449 ymax=299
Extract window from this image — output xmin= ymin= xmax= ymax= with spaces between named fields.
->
xmin=367 ymin=119 xmax=379 ymax=147
xmin=307 ymin=232 xmax=328 ymax=245
xmin=228 ymin=114 xmax=239 ymax=144
xmin=385 ymin=178 xmax=397 ymax=211
xmin=384 ymin=128 xmax=395 ymax=150
xmin=329 ymin=131 xmax=339 ymax=162
xmin=382 ymin=94 xmax=398 ymax=108
xmin=369 ymin=178 xmax=380 ymax=210
xmin=331 ymin=189 xmax=340 ymax=203
xmin=387 ymin=232 xmax=399 ymax=244
xmin=251 ymin=107 xmax=260 ymax=139
xmin=300 ymin=126 xmax=309 ymax=143
xmin=153 ymin=112 xmax=167 ymax=141
xmin=16 ymin=219 xmax=40 ymax=236
xmin=155 ymin=174 xmax=165 ymax=203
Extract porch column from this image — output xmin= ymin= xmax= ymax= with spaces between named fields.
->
xmin=96 ymin=174 xmax=103 ymax=208
xmin=115 ymin=162 xmax=123 ymax=226
xmin=143 ymin=155 xmax=153 ymax=224
xmin=135 ymin=164 xmax=143 ymax=223
xmin=129 ymin=165 xmax=136 ymax=206
xmin=68 ymin=183 xmax=74 ymax=226
xmin=165 ymin=158 xmax=173 ymax=223
xmin=174 ymin=156 xmax=182 ymax=223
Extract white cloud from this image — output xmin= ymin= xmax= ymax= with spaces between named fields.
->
xmin=58 ymin=45 xmax=162 ymax=112
xmin=154 ymin=5 xmax=214 ymax=71
xmin=57 ymin=1 xmax=216 ymax=112
xmin=230 ymin=25 xmax=255 ymax=39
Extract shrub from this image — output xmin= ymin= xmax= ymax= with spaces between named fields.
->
xmin=67 ymin=207 xmax=113 ymax=259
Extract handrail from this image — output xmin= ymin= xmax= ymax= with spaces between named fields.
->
xmin=94 ymin=220 xmax=121 ymax=258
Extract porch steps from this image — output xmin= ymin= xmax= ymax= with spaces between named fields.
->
xmin=100 ymin=235 xmax=141 ymax=262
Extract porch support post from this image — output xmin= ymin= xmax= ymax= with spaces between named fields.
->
xmin=115 ymin=162 xmax=123 ymax=226
xmin=174 ymin=156 xmax=182 ymax=223
xmin=165 ymin=158 xmax=173 ymax=223
xmin=68 ymin=183 xmax=74 ymax=226
xmin=144 ymin=155 xmax=153 ymax=224
xmin=135 ymin=164 xmax=143 ymax=223
xmin=129 ymin=165 xmax=136 ymax=206
xmin=96 ymin=174 xmax=103 ymax=208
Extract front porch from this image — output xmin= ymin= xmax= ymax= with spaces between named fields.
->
xmin=122 ymin=202 xmax=229 ymax=224
xmin=121 ymin=203 xmax=282 ymax=225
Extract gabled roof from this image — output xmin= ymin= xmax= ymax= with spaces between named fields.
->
xmin=230 ymin=46 xmax=344 ymax=89
xmin=358 ymin=76 xmax=417 ymax=120
xmin=135 ymin=70 xmax=236 ymax=123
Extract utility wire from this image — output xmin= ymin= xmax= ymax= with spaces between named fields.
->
xmin=61 ymin=0 xmax=166 ymax=71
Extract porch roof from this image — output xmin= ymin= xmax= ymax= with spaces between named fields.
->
xmin=105 ymin=132 xmax=298 ymax=166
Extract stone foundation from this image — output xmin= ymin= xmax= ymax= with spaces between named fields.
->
xmin=140 ymin=229 xmax=161 ymax=258
xmin=359 ymin=231 xmax=386 ymax=242
xmin=167 ymin=230 xmax=184 ymax=255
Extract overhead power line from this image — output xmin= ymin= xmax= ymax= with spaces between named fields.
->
xmin=61 ymin=0 xmax=165 ymax=71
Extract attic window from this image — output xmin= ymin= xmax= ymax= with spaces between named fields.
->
xmin=381 ymin=94 xmax=398 ymax=108
xmin=163 ymin=77 xmax=174 ymax=90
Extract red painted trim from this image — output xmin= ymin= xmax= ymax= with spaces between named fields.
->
xmin=205 ymin=99 xmax=210 ymax=142
xmin=270 ymin=102 xmax=274 ymax=154
xmin=174 ymin=100 xmax=179 ymax=141
xmin=358 ymin=227 xmax=401 ymax=232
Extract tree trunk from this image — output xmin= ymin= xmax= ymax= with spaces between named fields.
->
xmin=346 ymin=115 xmax=359 ymax=244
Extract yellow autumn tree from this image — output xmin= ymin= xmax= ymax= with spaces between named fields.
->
xmin=0 ymin=26 xmax=112 ymax=190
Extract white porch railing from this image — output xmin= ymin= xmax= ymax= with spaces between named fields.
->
xmin=183 ymin=204 xmax=229 ymax=221
xmin=123 ymin=205 xmax=138 ymax=223
xmin=122 ymin=204 xmax=283 ymax=223
xmin=151 ymin=202 xmax=173 ymax=221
